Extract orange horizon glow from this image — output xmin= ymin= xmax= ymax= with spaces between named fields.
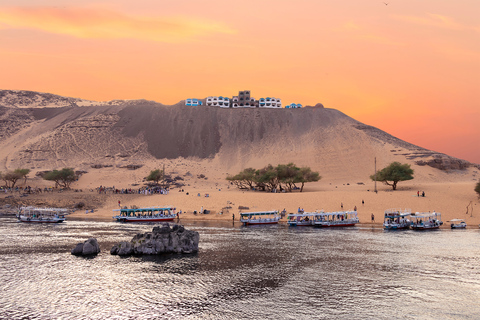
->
xmin=1 ymin=1 xmax=479 ymax=163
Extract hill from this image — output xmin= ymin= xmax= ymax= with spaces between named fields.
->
xmin=0 ymin=90 xmax=477 ymax=187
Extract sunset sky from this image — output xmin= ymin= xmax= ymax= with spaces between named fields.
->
xmin=1 ymin=0 xmax=479 ymax=163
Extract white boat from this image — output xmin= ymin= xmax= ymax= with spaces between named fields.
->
xmin=313 ymin=211 xmax=359 ymax=227
xmin=287 ymin=212 xmax=315 ymax=226
xmin=240 ymin=211 xmax=280 ymax=225
xmin=113 ymin=206 xmax=176 ymax=222
xmin=410 ymin=212 xmax=443 ymax=230
xmin=448 ymin=219 xmax=466 ymax=229
xmin=383 ymin=208 xmax=411 ymax=230
xmin=17 ymin=206 xmax=68 ymax=223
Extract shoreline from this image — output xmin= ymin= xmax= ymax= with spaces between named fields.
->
xmin=2 ymin=180 xmax=479 ymax=228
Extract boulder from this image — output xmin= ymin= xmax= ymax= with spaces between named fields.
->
xmin=110 ymin=241 xmax=133 ymax=256
xmin=110 ymin=224 xmax=199 ymax=256
xmin=71 ymin=238 xmax=100 ymax=256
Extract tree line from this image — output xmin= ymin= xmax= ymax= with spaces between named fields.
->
xmin=226 ymin=163 xmax=321 ymax=192
xmin=0 ymin=168 xmax=77 ymax=189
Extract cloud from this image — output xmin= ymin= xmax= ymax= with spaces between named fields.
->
xmin=339 ymin=21 xmax=404 ymax=46
xmin=0 ymin=6 xmax=235 ymax=42
xmin=394 ymin=13 xmax=478 ymax=32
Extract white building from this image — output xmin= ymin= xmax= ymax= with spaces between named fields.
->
xmin=232 ymin=90 xmax=257 ymax=108
xmin=206 ymin=96 xmax=230 ymax=107
xmin=285 ymin=103 xmax=302 ymax=109
xmin=259 ymin=97 xmax=282 ymax=108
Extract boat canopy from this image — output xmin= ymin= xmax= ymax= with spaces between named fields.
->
xmin=240 ymin=211 xmax=278 ymax=216
xmin=384 ymin=208 xmax=411 ymax=217
xmin=112 ymin=206 xmax=174 ymax=213
xmin=287 ymin=213 xmax=316 ymax=217
xmin=21 ymin=206 xmax=69 ymax=213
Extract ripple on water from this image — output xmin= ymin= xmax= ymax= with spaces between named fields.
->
xmin=1 ymin=218 xmax=480 ymax=319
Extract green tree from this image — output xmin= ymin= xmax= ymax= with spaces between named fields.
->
xmin=255 ymin=164 xmax=278 ymax=192
xmin=146 ymin=169 xmax=164 ymax=185
xmin=296 ymin=167 xmax=321 ymax=192
xmin=370 ymin=162 xmax=414 ymax=190
xmin=226 ymin=168 xmax=256 ymax=189
xmin=276 ymin=163 xmax=299 ymax=192
xmin=0 ymin=168 xmax=30 ymax=188
xmin=43 ymin=168 xmax=77 ymax=189
xmin=15 ymin=168 xmax=30 ymax=185
xmin=227 ymin=163 xmax=321 ymax=192
xmin=475 ymin=180 xmax=480 ymax=198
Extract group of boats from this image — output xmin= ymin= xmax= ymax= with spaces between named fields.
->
xmin=240 ymin=208 xmax=467 ymax=230
xmin=383 ymin=208 xmax=466 ymax=230
xmin=240 ymin=210 xmax=359 ymax=227
xmin=14 ymin=206 xmax=468 ymax=230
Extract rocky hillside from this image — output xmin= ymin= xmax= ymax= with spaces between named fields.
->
xmin=0 ymin=90 xmax=125 ymax=108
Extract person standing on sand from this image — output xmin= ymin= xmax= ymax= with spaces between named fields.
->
xmin=354 ymin=206 xmax=357 ymax=212
xmin=371 ymin=213 xmax=375 ymax=223
xmin=232 ymin=213 xmax=235 ymax=221
xmin=417 ymin=191 xmax=420 ymax=197
xmin=341 ymin=203 xmax=343 ymax=209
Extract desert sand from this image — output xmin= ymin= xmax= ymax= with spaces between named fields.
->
xmin=2 ymin=157 xmax=478 ymax=228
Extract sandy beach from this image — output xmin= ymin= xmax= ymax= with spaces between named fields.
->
xmin=3 ymin=165 xmax=478 ymax=228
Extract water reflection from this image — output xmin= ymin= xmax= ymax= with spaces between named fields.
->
xmin=0 ymin=217 xmax=479 ymax=319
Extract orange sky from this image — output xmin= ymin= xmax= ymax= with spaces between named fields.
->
xmin=1 ymin=1 xmax=479 ymax=163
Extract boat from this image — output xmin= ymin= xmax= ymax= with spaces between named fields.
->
xmin=113 ymin=206 xmax=176 ymax=222
xmin=410 ymin=212 xmax=443 ymax=230
xmin=240 ymin=210 xmax=280 ymax=225
xmin=287 ymin=212 xmax=315 ymax=226
xmin=17 ymin=206 xmax=68 ymax=223
xmin=448 ymin=219 xmax=466 ymax=229
xmin=313 ymin=211 xmax=359 ymax=227
xmin=383 ymin=208 xmax=411 ymax=230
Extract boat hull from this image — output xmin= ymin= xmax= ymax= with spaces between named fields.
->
xmin=243 ymin=221 xmax=279 ymax=225
xmin=18 ymin=217 xmax=65 ymax=223
xmin=315 ymin=222 xmax=357 ymax=228
xmin=383 ymin=224 xmax=410 ymax=230
xmin=288 ymin=222 xmax=313 ymax=227
xmin=411 ymin=225 xmax=440 ymax=230
xmin=114 ymin=217 xmax=176 ymax=222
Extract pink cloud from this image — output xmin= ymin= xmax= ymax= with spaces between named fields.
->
xmin=0 ymin=6 xmax=235 ymax=42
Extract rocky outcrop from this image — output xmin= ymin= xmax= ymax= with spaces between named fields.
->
xmin=110 ymin=224 xmax=199 ymax=256
xmin=415 ymin=156 xmax=474 ymax=171
xmin=71 ymin=238 xmax=101 ymax=256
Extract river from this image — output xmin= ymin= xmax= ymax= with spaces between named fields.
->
xmin=1 ymin=217 xmax=479 ymax=319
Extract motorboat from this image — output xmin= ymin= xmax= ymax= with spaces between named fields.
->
xmin=383 ymin=208 xmax=411 ymax=230
xmin=313 ymin=211 xmax=359 ymax=227
xmin=410 ymin=212 xmax=443 ymax=230
xmin=17 ymin=206 xmax=68 ymax=223
xmin=113 ymin=206 xmax=176 ymax=222
xmin=240 ymin=210 xmax=280 ymax=225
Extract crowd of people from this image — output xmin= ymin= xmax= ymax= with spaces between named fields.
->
xmin=96 ymin=185 xmax=170 ymax=195
xmin=1 ymin=186 xmax=56 ymax=194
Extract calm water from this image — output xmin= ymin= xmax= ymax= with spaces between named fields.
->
xmin=1 ymin=217 xmax=479 ymax=319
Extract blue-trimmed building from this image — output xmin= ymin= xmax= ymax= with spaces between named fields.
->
xmin=186 ymin=98 xmax=203 ymax=106
xmin=285 ymin=103 xmax=302 ymax=109
xmin=206 ymin=96 xmax=230 ymax=107
xmin=258 ymin=97 xmax=282 ymax=108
